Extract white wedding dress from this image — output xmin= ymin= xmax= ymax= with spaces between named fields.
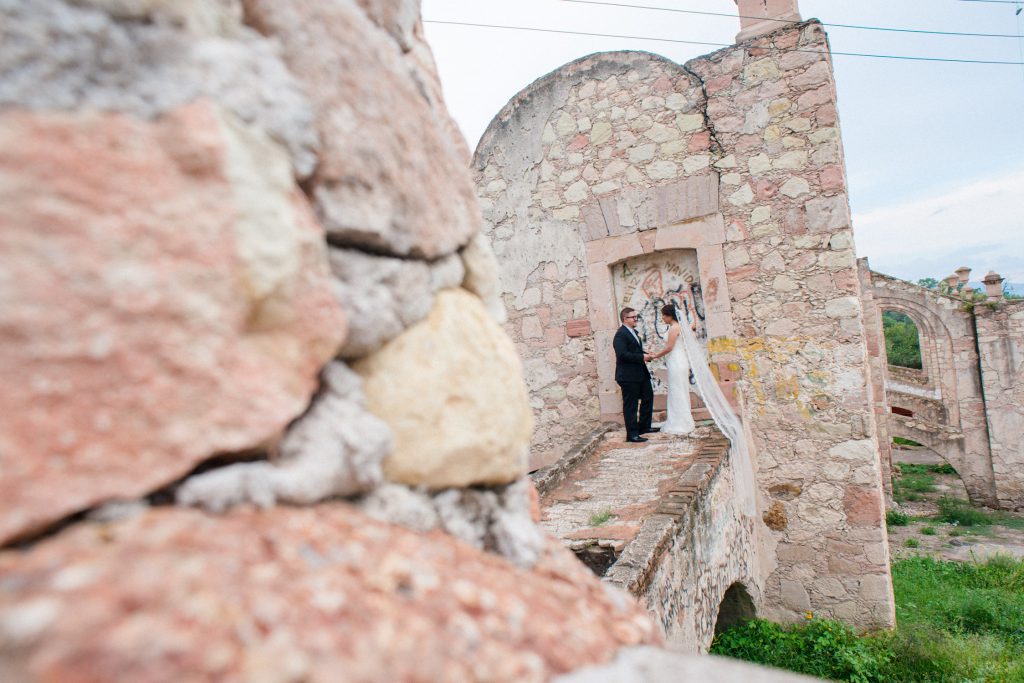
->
xmin=662 ymin=324 xmax=695 ymax=435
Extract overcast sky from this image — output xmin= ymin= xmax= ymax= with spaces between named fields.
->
xmin=423 ymin=0 xmax=1024 ymax=284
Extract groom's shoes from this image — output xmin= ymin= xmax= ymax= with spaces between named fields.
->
xmin=626 ymin=435 xmax=648 ymax=443
xmin=641 ymin=427 xmax=661 ymax=434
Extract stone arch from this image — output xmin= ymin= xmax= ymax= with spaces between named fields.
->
xmin=867 ymin=273 xmax=996 ymax=505
xmin=713 ymin=582 xmax=757 ymax=636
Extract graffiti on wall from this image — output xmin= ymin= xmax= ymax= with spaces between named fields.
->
xmin=612 ymin=249 xmax=706 ymax=393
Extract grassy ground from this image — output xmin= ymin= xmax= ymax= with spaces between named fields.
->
xmin=712 ymin=459 xmax=1024 ymax=681
xmin=711 ymin=555 xmax=1024 ymax=681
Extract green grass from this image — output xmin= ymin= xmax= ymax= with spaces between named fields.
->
xmin=893 ymin=465 xmax=937 ymax=504
xmin=904 ymin=538 xmax=921 ymax=548
xmin=893 ymin=436 xmax=924 ymax=447
xmin=938 ymin=497 xmax=994 ymax=527
xmin=588 ymin=508 xmax=612 ymax=526
xmin=920 ymin=526 xmax=937 ymax=536
xmin=712 ymin=555 xmax=1024 ymax=682
xmin=887 ymin=510 xmax=910 ymax=527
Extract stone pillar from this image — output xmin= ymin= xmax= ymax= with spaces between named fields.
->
xmin=983 ymin=271 xmax=1004 ymax=301
xmin=734 ymin=0 xmax=801 ymax=42
xmin=955 ymin=266 xmax=972 ymax=285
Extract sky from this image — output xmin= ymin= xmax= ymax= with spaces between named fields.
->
xmin=422 ymin=0 xmax=1024 ymax=284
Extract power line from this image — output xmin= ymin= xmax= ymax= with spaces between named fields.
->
xmin=424 ymin=19 xmax=1024 ymax=65
xmin=563 ymin=0 xmax=1024 ymax=39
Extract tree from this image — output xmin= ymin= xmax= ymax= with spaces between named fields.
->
xmin=882 ymin=310 xmax=922 ymax=369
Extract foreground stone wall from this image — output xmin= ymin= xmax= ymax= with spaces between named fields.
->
xmin=0 ymin=1 xmax=682 ymax=678
xmin=474 ymin=21 xmax=894 ymax=629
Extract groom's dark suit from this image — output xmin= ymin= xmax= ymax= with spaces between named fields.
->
xmin=614 ymin=324 xmax=654 ymax=440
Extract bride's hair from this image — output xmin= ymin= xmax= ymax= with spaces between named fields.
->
xmin=661 ymin=303 xmax=679 ymax=321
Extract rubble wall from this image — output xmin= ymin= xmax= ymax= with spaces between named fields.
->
xmin=975 ymin=300 xmax=1024 ymax=510
xmin=473 ymin=21 xmax=894 ymax=629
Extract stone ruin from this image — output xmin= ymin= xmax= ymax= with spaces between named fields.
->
xmin=860 ymin=262 xmax=1024 ymax=510
xmin=0 ymin=0 xmax=824 ymax=680
xmin=475 ymin=0 xmax=895 ymax=634
xmin=474 ymin=0 xmax=1024 ymax=650
xmin=5 ymin=0 xmax=1019 ymax=678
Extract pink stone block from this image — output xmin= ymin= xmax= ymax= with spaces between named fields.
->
xmin=844 ymin=485 xmax=883 ymax=526
xmin=566 ymin=319 xmax=592 ymax=337
xmin=688 ymin=132 xmax=711 ymax=152
xmin=0 ymin=106 xmax=345 ymax=544
xmin=819 ymin=165 xmax=844 ymax=192
xmin=655 ymin=214 xmax=726 ymax=250
xmin=567 ymin=134 xmax=589 ymax=151
xmin=584 ymin=232 xmax=643 ymax=266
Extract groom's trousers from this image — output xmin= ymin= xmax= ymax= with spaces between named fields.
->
xmin=618 ymin=379 xmax=654 ymax=438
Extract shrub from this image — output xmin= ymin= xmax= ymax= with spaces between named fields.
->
xmin=904 ymin=538 xmax=920 ymax=548
xmin=937 ymin=498 xmax=992 ymax=527
xmin=711 ymin=618 xmax=888 ymax=682
xmin=887 ymin=510 xmax=910 ymax=527
xmin=930 ymin=462 xmax=957 ymax=475
xmin=920 ymin=525 xmax=936 ymax=535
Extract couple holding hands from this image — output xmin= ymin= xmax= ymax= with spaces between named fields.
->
xmin=613 ymin=303 xmax=696 ymax=443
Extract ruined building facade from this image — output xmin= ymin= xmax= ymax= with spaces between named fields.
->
xmin=473 ymin=13 xmax=896 ymax=630
xmin=860 ymin=264 xmax=1024 ymax=511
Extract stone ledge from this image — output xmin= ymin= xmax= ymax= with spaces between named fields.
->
xmin=604 ymin=430 xmax=731 ymax=595
xmin=532 ymin=423 xmax=618 ymax=496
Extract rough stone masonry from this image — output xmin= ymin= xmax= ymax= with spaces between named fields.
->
xmin=473 ymin=11 xmax=895 ymax=628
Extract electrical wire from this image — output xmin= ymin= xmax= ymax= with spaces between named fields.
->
xmin=562 ymin=0 xmax=1024 ymax=39
xmin=424 ymin=19 xmax=1024 ymax=65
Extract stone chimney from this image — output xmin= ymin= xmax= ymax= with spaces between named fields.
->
xmin=955 ymin=266 xmax=972 ymax=285
xmin=943 ymin=274 xmax=959 ymax=292
xmin=982 ymin=270 xmax=1005 ymax=301
xmin=734 ymin=0 xmax=802 ymax=42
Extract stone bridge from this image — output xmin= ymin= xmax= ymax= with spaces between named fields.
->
xmin=859 ymin=262 xmax=1024 ymax=510
xmin=534 ymin=425 xmax=757 ymax=652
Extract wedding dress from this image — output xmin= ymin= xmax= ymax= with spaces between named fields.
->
xmin=677 ymin=314 xmax=757 ymax=517
xmin=662 ymin=325 xmax=695 ymax=435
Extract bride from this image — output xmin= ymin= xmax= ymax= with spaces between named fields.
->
xmin=650 ymin=303 xmax=696 ymax=435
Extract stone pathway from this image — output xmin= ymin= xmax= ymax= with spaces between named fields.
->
xmin=539 ymin=424 xmax=712 ymax=554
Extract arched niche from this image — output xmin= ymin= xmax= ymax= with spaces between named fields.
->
xmin=713 ymin=582 xmax=756 ymax=637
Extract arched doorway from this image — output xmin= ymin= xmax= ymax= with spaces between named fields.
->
xmin=714 ymin=583 xmax=756 ymax=636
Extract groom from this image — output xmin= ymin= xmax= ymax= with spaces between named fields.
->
xmin=614 ymin=307 xmax=658 ymax=443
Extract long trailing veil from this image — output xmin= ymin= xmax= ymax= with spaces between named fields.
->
xmin=675 ymin=304 xmax=757 ymax=517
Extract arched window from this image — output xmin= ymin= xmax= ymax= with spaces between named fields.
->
xmin=882 ymin=310 xmax=922 ymax=369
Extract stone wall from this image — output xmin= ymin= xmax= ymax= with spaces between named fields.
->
xmin=605 ymin=434 xmax=758 ymax=651
xmin=0 ymin=1 xmax=678 ymax=678
xmin=971 ymin=302 xmax=1024 ymax=510
xmin=863 ymin=269 xmax=996 ymax=505
xmin=474 ymin=20 xmax=894 ymax=629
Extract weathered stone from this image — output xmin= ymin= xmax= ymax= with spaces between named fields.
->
xmin=243 ymin=0 xmax=480 ymax=258
xmin=0 ymin=505 xmax=658 ymax=681
xmin=779 ymin=177 xmax=810 ymax=198
xmin=554 ymin=645 xmax=817 ymax=682
xmin=328 ymin=248 xmax=450 ymax=359
xmin=177 ymin=362 xmax=390 ymax=511
xmin=824 ymin=296 xmax=861 ymax=319
xmin=0 ymin=0 xmax=320 ymax=176
xmin=355 ymin=289 xmax=533 ymax=488
xmin=0 ymin=104 xmax=344 ymax=545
